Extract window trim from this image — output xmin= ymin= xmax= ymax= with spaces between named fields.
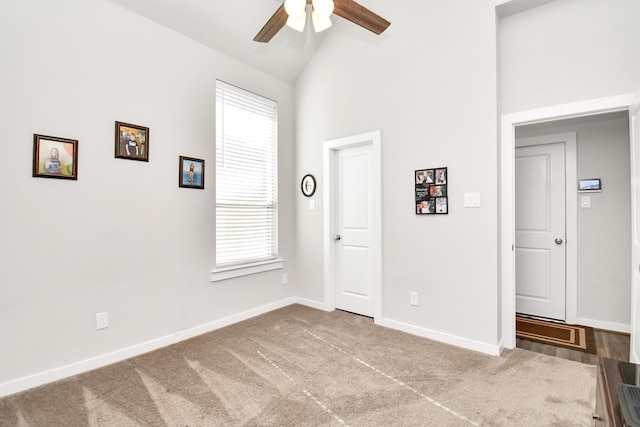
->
xmin=211 ymin=258 xmax=284 ymax=282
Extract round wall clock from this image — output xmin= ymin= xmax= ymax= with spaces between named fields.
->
xmin=301 ymin=174 xmax=316 ymax=197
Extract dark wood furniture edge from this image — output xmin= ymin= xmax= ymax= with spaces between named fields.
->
xmin=597 ymin=356 xmax=624 ymax=426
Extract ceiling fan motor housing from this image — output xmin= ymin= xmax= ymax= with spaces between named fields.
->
xmin=254 ymin=0 xmax=391 ymax=43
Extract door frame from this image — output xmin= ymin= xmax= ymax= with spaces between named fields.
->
xmin=630 ymin=92 xmax=640 ymax=363
xmin=323 ymin=130 xmax=382 ymax=320
xmin=515 ymin=133 xmax=577 ymax=322
xmin=500 ymin=94 xmax=635 ymax=350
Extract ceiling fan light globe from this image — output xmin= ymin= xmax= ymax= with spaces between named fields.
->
xmin=286 ymin=12 xmax=307 ymax=32
xmin=284 ymin=0 xmax=306 ymax=17
xmin=312 ymin=0 xmax=334 ymax=17
xmin=312 ymin=11 xmax=332 ymax=32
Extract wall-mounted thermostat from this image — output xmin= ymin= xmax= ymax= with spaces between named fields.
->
xmin=578 ymin=178 xmax=601 ymax=193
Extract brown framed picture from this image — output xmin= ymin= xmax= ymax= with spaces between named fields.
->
xmin=179 ymin=156 xmax=205 ymax=189
xmin=115 ymin=121 xmax=149 ymax=161
xmin=32 ymin=134 xmax=78 ymax=180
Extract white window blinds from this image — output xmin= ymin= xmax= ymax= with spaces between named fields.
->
xmin=216 ymin=81 xmax=278 ymax=267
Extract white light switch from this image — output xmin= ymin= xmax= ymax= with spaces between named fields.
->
xmin=96 ymin=312 xmax=109 ymax=330
xmin=464 ymin=193 xmax=481 ymax=208
xmin=581 ymin=196 xmax=591 ymax=208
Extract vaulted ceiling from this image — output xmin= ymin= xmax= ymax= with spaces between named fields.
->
xmin=105 ymin=0 xmax=344 ymax=84
xmin=104 ymin=0 xmax=559 ymax=85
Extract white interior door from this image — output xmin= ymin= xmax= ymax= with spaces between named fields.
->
xmin=515 ymin=141 xmax=566 ymax=320
xmin=630 ymin=92 xmax=640 ymax=362
xmin=333 ymin=144 xmax=374 ymax=317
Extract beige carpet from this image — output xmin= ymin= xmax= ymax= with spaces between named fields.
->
xmin=0 ymin=305 xmax=596 ymax=426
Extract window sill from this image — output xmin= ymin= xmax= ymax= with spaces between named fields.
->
xmin=211 ymin=259 xmax=284 ymax=282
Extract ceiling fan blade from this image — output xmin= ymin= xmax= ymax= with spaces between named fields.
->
xmin=333 ymin=0 xmax=390 ymax=35
xmin=254 ymin=3 xmax=288 ymax=43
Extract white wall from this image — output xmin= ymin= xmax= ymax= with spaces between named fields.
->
xmin=296 ymin=0 xmax=640 ymax=353
xmin=516 ymin=112 xmax=631 ymax=330
xmin=295 ymin=0 xmax=503 ymax=350
xmin=498 ymin=0 xmax=640 ymax=341
xmin=0 ymin=0 xmax=297 ymax=394
xmin=500 ymin=0 xmax=640 ymax=114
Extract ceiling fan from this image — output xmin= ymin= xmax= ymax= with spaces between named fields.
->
xmin=254 ymin=0 xmax=390 ymax=43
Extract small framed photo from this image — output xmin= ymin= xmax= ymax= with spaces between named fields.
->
xmin=179 ymin=156 xmax=205 ymax=189
xmin=115 ymin=121 xmax=149 ymax=162
xmin=32 ymin=134 xmax=78 ymax=180
xmin=301 ymin=174 xmax=316 ymax=197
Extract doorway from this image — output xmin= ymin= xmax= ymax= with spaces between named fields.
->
xmin=500 ymin=94 xmax=635 ymax=351
xmin=515 ymin=133 xmax=576 ymax=321
xmin=323 ymin=131 xmax=382 ymax=319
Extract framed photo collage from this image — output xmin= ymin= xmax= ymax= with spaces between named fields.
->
xmin=415 ymin=167 xmax=448 ymax=215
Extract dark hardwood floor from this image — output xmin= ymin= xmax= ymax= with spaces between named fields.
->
xmin=517 ymin=328 xmax=630 ymax=365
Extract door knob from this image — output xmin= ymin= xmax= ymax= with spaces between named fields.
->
xmin=555 ymin=238 xmax=563 ymax=245
xmin=335 ymin=235 xmax=341 ymax=241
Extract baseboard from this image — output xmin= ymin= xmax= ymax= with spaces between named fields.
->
xmin=0 ymin=298 xmax=504 ymax=397
xmin=375 ymin=317 xmax=501 ymax=357
xmin=574 ymin=316 xmax=630 ymax=334
xmin=293 ymin=301 xmax=502 ymax=356
xmin=0 ymin=297 xmax=298 ymax=398
xmin=294 ymin=297 xmax=328 ymax=311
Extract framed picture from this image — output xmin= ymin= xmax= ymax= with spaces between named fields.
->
xmin=115 ymin=121 xmax=149 ymax=162
xmin=301 ymin=174 xmax=316 ymax=197
xmin=415 ymin=167 xmax=448 ymax=215
xmin=32 ymin=134 xmax=78 ymax=180
xmin=179 ymin=156 xmax=205 ymax=189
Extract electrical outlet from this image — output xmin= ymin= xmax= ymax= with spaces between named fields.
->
xmin=96 ymin=312 xmax=109 ymax=330
xmin=282 ymin=273 xmax=288 ymax=284
xmin=410 ymin=292 xmax=418 ymax=306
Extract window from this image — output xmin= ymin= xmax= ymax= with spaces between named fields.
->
xmin=215 ymin=80 xmax=278 ymax=269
